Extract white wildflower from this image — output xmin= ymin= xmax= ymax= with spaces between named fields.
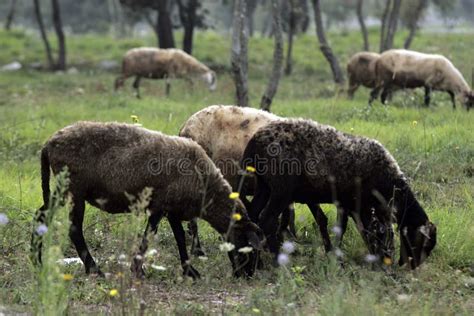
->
xmin=281 ymin=241 xmax=295 ymax=254
xmin=277 ymin=253 xmax=290 ymax=266
xmin=238 ymin=246 xmax=253 ymax=254
xmin=334 ymin=248 xmax=344 ymax=258
xmin=0 ymin=213 xmax=9 ymax=225
xmin=331 ymin=225 xmax=342 ymax=236
xmin=219 ymin=242 xmax=235 ymax=252
xmin=35 ymin=224 xmax=48 ymax=236
xmin=151 ymin=264 xmax=166 ymax=271
xmin=198 ymin=256 xmax=208 ymax=261
xmin=364 ymin=254 xmax=379 ymax=263
xmin=396 ymin=294 xmax=412 ymax=304
xmin=145 ymin=249 xmax=158 ymax=258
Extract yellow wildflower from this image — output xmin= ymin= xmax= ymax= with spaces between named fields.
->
xmin=229 ymin=192 xmax=240 ymax=200
xmin=252 ymin=308 xmax=261 ymax=314
xmin=131 ymin=115 xmax=139 ymax=123
xmin=246 ymin=166 xmax=256 ymax=173
xmin=383 ymin=257 xmax=393 ymax=266
xmin=62 ymin=273 xmax=73 ymax=281
xmin=109 ymin=289 xmax=119 ymax=297
xmin=350 ymin=127 xmax=354 ymax=132
xmin=412 ymin=120 xmax=418 ymax=127
xmin=232 ymin=213 xmax=242 ymax=221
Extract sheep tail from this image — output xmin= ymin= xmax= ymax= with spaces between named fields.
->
xmin=40 ymin=147 xmax=51 ymax=214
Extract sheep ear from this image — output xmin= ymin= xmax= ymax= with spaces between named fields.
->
xmin=246 ymin=231 xmax=263 ymax=251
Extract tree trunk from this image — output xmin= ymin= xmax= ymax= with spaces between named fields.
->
xmin=379 ymin=0 xmax=392 ymax=52
xmin=311 ymin=0 xmax=345 ymax=84
xmin=51 ymin=0 xmax=66 ymax=70
xmin=33 ymin=0 xmax=54 ymax=70
xmin=247 ymin=0 xmax=258 ymax=37
xmin=4 ymin=0 xmax=17 ymax=31
xmin=285 ymin=0 xmax=296 ymax=75
xmin=261 ymin=0 xmax=284 ymax=112
xmin=383 ymin=0 xmax=402 ymax=51
xmin=403 ymin=0 xmax=428 ymax=49
xmin=356 ymin=0 xmax=369 ymax=51
xmin=156 ymin=0 xmax=175 ymax=48
xmin=231 ymin=0 xmax=249 ymax=107
xmin=177 ymin=0 xmax=197 ymax=54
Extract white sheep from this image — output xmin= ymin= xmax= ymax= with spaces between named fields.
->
xmin=347 ymin=52 xmax=380 ymax=99
xmin=114 ymin=48 xmax=217 ymax=98
xmin=369 ymin=49 xmax=474 ymax=109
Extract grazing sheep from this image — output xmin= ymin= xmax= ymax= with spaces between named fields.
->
xmin=369 ymin=49 xmax=474 ymax=110
xmin=114 ymin=48 xmax=217 ymax=98
xmin=179 ymin=105 xmax=300 ymax=251
xmin=32 ymin=121 xmax=262 ymax=278
xmin=242 ymin=119 xmax=437 ymax=269
xmin=347 ymin=52 xmax=380 ymax=99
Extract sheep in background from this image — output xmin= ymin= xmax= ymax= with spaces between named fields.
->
xmin=179 ymin=105 xmax=304 ymax=254
xmin=114 ymin=48 xmax=217 ymax=98
xmin=347 ymin=52 xmax=380 ymax=99
xmin=32 ymin=121 xmax=262 ymax=279
xmin=242 ymin=119 xmax=437 ymax=269
xmin=369 ymin=49 xmax=474 ymax=110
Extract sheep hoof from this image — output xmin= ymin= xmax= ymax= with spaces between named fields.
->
xmin=191 ymin=248 xmax=206 ymax=257
xmin=86 ymin=266 xmax=104 ymax=277
xmin=182 ymin=264 xmax=200 ymax=280
xmin=131 ymin=260 xmax=146 ymax=279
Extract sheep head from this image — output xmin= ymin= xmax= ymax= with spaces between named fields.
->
xmin=202 ymin=71 xmax=217 ymax=91
xmin=228 ymin=220 xmax=264 ymax=278
xmin=399 ymin=221 xmax=437 ymax=269
xmin=462 ymin=91 xmax=474 ymax=110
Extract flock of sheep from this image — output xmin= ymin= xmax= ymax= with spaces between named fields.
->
xmin=31 ymin=45 xmax=474 ymax=280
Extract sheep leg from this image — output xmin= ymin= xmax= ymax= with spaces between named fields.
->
xmin=258 ymin=194 xmax=291 ymax=262
xmin=279 ymin=204 xmax=297 ymax=239
xmin=132 ymin=76 xmax=142 ymax=99
xmin=308 ymin=203 xmax=332 ymax=253
xmin=347 ymin=79 xmax=358 ymax=99
xmin=69 ymin=198 xmax=102 ymax=276
xmin=368 ymin=86 xmax=383 ymax=106
xmin=188 ymin=219 xmax=205 ymax=257
xmin=168 ymin=215 xmax=200 ymax=279
xmin=336 ymin=207 xmax=349 ymax=247
xmin=30 ymin=205 xmax=48 ymax=266
xmin=380 ymin=88 xmax=392 ymax=105
xmin=448 ymin=90 xmax=456 ymax=109
xmin=131 ymin=212 xmax=164 ymax=278
xmin=249 ymin=178 xmax=271 ymax=223
xmin=424 ymin=86 xmax=431 ymax=107
xmin=165 ymin=77 xmax=171 ymax=96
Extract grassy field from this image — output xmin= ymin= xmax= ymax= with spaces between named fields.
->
xmin=0 ymin=28 xmax=473 ymax=315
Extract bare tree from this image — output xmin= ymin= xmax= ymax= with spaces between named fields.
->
xmin=4 ymin=0 xmax=17 ymax=30
xmin=177 ymin=0 xmax=198 ymax=54
xmin=311 ymin=0 xmax=345 ymax=84
xmin=261 ymin=0 xmax=284 ymax=112
xmin=285 ymin=0 xmax=297 ymax=75
xmin=356 ymin=0 xmax=369 ymax=51
xmin=403 ymin=0 xmax=428 ymax=49
xmin=33 ymin=0 xmax=54 ymax=69
xmin=156 ymin=0 xmax=175 ymax=48
xmin=231 ymin=0 xmax=249 ymax=107
xmin=384 ymin=0 xmax=402 ymax=51
xmin=379 ymin=0 xmax=392 ymax=52
xmin=51 ymin=0 xmax=66 ymax=70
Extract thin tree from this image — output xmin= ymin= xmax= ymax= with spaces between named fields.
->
xmin=261 ymin=0 xmax=284 ymax=112
xmin=285 ymin=0 xmax=297 ymax=75
xmin=156 ymin=0 xmax=175 ymax=48
xmin=356 ymin=0 xmax=369 ymax=51
xmin=33 ymin=0 xmax=54 ymax=69
xmin=379 ymin=0 xmax=392 ymax=52
xmin=383 ymin=0 xmax=402 ymax=51
xmin=230 ymin=0 xmax=249 ymax=107
xmin=4 ymin=0 xmax=17 ymax=31
xmin=403 ymin=0 xmax=428 ymax=49
xmin=177 ymin=0 xmax=198 ymax=54
xmin=311 ymin=0 xmax=345 ymax=84
xmin=51 ymin=0 xmax=66 ymax=70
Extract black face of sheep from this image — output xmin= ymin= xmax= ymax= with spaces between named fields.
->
xmin=399 ymin=222 xmax=437 ymax=269
xmin=464 ymin=91 xmax=474 ymax=110
xmin=228 ymin=220 xmax=264 ymax=278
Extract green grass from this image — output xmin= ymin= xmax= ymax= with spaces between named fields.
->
xmin=0 ymin=29 xmax=473 ymax=314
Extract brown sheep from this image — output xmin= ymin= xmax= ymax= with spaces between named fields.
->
xmin=347 ymin=52 xmax=380 ymax=99
xmin=369 ymin=49 xmax=474 ymax=110
xmin=114 ymin=48 xmax=217 ymax=98
xmin=32 ymin=121 xmax=262 ymax=279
